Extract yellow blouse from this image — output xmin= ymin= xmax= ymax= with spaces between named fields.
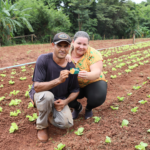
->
xmin=71 ymin=46 xmax=106 ymax=88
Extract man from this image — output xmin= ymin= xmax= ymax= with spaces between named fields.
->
xmin=29 ymin=32 xmax=79 ymax=143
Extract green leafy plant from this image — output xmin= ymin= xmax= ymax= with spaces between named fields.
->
xmin=28 ymin=85 xmax=32 ymax=90
xmin=112 ymin=68 xmax=117 ymax=71
xmin=0 ymin=74 xmax=6 ymax=77
xmin=20 ymin=77 xmax=27 ymax=80
xmin=110 ymin=106 xmax=119 ymax=110
xmin=0 ymin=84 xmax=3 ymax=88
xmin=147 ymin=129 xmax=150 ymax=133
xmin=21 ymin=66 xmax=26 ymax=69
xmin=10 ymin=90 xmax=20 ymax=96
xmin=0 ymin=107 xmax=2 ymax=112
xmin=147 ymin=77 xmax=150 ymax=80
xmin=26 ymin=113 xmax=38 ymax=121
xmin=138 ymin=100 xmax=147 ymax=104
xmin=135 ymin=142 xmax=148 ymax=150
xmin=28 ymin=102 xmax=34 ymax=108
xmin=125 ymin=69 xmax=131 ymax=73
xmin=0 ymin=96 xmax=5 ymax=101
xmin=143 ymin=81 xmax=147 ymax=85
xmin=54 ymin=143 xmax=66 ymax=150
xmin=127 ymin=93 xmax=132 ymax=96
xmin=133 ymin=85 xmax=141 ymax=90
xmin=10 ymin=109 xmax=21 ymax=117
xmin=74 ymin=127 xmax=84 ymax=135
xmin=121 ymin=119 xmax=129 ymax=127
xmin=9 ymin=123 xmax=18 ymax=133
xmin=118 ymin=73 xmax=122 ymax=75
xmin=11 ymin=71 xmax=16 ymax=75
xmin=25 ymin=91 xmax=29 ymax=98
xmin=117 ymin=96 xmax=125 ymax=101
xmin=21 ymin=69 xmax=26 ymax=72
xmin=147 ymin=95 xmax=150 ymax=98
xmin=139 ymin=62 xmax=144 ymax=65
xmin=131 ymin=107 xmax=138 ymax=113
xmin=111 ymin=75 xmax=117 ymax=79
xmin=103 ymin=71 xmax=108 ymax=74
xmin=9 ymin=99 xmax=21 ymax=106
xmin=9 ymin=80 xmax=15 ymax=85
xmin=93 ymin=116 xmax=101 ymax=123
xmin=105 ymin=136 xmax=111 ymax=143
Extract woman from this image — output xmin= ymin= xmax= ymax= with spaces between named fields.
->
xmin=68 ymin=31 xmax=107 ymax=120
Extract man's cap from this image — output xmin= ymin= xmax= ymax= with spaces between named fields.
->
xmin=53 ymin=32 xmax=72 ymax=45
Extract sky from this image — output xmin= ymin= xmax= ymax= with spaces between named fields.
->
xmin=131 ymin=0 xmax=147 ymax=3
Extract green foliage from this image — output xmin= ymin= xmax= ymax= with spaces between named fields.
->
xmin=10 ymin=109 xmax=21 ymax=116
xmin=105 ymin=136 xmax=111 ymax=143
xmin=28 ymin=102 xmax=34 ymax=108
xmin=117 ymin=96 xmax=125 ymax=102
xmin=133 ymin=85 xmax=141 ymax=90
xmin=20 ymin=77 xmax=27 ymax=80
xmin=135 ymin=142 xmax=148 ymax=150
xmin=54 ymin=143 xmax=66 ymax=150
xmin=121 ymin=119 xmax=129 ymax=127
xmin=138 ymin=100 xmax=147 ymax=104
xmin=74 ymin=127 xmax=84 ymax=135
xmin=0 ymin=96 xmax=5 ymax=101
xmin=9 ymin=122 xmax=18 ymax=133
xmin=10 ymin=90 xmax=20 ymax=95
xmin=110 ymin=106 xmax=119 ymax=110
xmin=9 ymin=99 xmax=21 ymax=106
xmin=25 ymin=91 xmax=29 ymax=98
xmin=0 ymin=107 xmax=3 ymax=112
xmin=9 ymin=80 xmax=15 ymax=84
xmin=0 ymin=74 xmax=6 ymax=77
xmin=93 ymin=116 xmax=101 ymax=123
xmin=131 ymin=107 xmax=138 ymax=113
xmin=26 ymin=113 xmax=38 ymax=121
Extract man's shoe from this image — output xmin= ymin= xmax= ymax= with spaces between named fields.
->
xmin=72 ymin=104 xmax=83 ymax=119
xmin=37 ymin=128 xmax=48 ymax=143
xmin=85 ymin=109 xmax=93 ymax=120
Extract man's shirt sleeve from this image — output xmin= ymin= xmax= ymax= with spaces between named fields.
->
xmin=32 ymin=55 xmax=47 ymax=82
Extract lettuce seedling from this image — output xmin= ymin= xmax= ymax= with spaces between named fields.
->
xmin=147 ymin=77 xmax=150 ymax=80
xmin=125 ymin=69 xmax=131 ymax=73
xmin=138 ymin=100 xmax=147 ymax=104
xmin=11 ymin=72 xmax=16 ymax=75
xmin=121 ymin=119 xmax=129 ymax=127
xmin=0 ymin=107 xmax=2 ymax=112
xmin=110 ymin=106 xmax=119 ymax=110
xmin=10 ymin=109 xmax=21 ymax=117
xmin=133 ymin=86 xmax=141 ymax=90
xmin=144 ymin=60 xmax=149 ymax=63
xmin=139 ymin=62 xmax=144 ymax=65
xmin=26 ymin=113 xmax=38 ymax=121
xmin=9 ymin=80 xmax=15 ymax=85
xmin=74 ymin=127 xmax=84 ymax=135
xmin=21 ymin=66 xmax=26 ymax=69
xmin=28 ymin=85 xmax=32 ymax=90
xmin=111 ymin=75 xmax=117 ymax=79
xmin=9 ymin=122 xmax=18 ymax=133
xmin=0 ymin=84 xmax=3 ymax=88
xmin=143 ymin=81 xmax=147 ymax=85
xmin=10 ymin=90 xmax=20 ymax=96
xmin=147 ymin=129 xmax=150 ymax=133
xmin=147 ymin=95 xmax=150 ymax=98
xmin=9 ymin=99 xmax=21 ymax=106
xmin=117 ymin=96 xmax=125 ymax=101
xmin=93 ymin=116 xmax=101 ymax=123
xmin=135 ymin=142 xmax=148 ymax=150
xmin=0 ymin=96 xmax=5 ymax=101
xmin=112 ymin=68 xmax=116 ymax=71
xmin=131 ymin=107 xmax=138 ymax=113
xmin=20 ymin=77 xmax=27 ymax=80
xmin=25 ymin=91 xmax=29 ymax=98
xmin=118 ymin=73 xmax=122 ymax=75
xmin=0 ymin=74 xmax=6 ymax=77
xmin=54 ymin=143 xmax=66 ymax=150
xmin=105 ymin=136 xmax=111 ymax=143
xmin=21 ymin=69 xmax=26 ymax=72
xmin=28 ymin=102 xmax=34 ymax=108
xmin=127 ymin=93 xmax=132 ymax=96
xmin=103 ymin=71 xmax=108 ymax=74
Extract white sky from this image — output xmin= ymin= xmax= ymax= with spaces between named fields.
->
xmin=131 ymin=0 xmax=147 ymax=3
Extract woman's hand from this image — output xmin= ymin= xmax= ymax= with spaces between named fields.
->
xmin=78 ymin=70 xmax=88 ymax=79
xmin=65 ymin=54 xmax=72 ymax=63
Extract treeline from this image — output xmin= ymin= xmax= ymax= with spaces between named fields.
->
xmin=0 ymin=0 xmax=150 ymax=45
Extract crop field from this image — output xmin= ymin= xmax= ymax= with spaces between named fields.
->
xmin=0 ymin=40 xmax=150 ymax=150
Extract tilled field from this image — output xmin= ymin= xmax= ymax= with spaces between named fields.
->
xmin=0 ymin=42 xmax=150 ymax=150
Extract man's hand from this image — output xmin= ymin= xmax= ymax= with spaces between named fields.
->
xmin=54 ymin=99 xmax=67 ymax=111
xmin=58 ymin=70 xmax=70 ymax=83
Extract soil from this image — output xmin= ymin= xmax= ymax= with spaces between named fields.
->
xmin=0 ymin=38 xmax=150 ymax=68
xmin=0 ymin=40 xmax=150 ymax=150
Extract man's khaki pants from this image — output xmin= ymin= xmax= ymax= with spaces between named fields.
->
xmin=34 ymin=91 xmax=73 ymax=130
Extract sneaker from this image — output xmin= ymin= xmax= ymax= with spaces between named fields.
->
xmin=85 ymin=109 xmax=93 ymax=120
xmin=72 ymin=104 xmax=83 ymax=119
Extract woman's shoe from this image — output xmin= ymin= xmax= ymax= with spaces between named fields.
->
xmin=85 ymin=109 xmax=93 ymax=120
xmin=72 ymin=104 xmax=83 ymax=119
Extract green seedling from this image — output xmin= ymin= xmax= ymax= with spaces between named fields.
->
xmin=117 ymin=96 xmax=125 ymax=101
xmin=26 ymin=113 xmax=38 ymax=121
xmin=1 ymin=80 xmax=3 ymax=81
xmin=10 ymin=90 xmax=20 ymax=96
xmin=131 ymin=107 xmax=138 ymax=113
xmin=10 ymin=109 xmax=21 ymax=117
xmin=25 ymin=91 xmax=29 ymax=98
xmin=103 ymin=71 xmax=108 ymax=74
xmin=20 ymin=77 xmax=27 ymax=80
xmin=110 ymin=106 xmax=118 ymax=110
xmin=147 ymin=129 xmax=150 ymax=133
xmin=138 ymin=100 xmax=147 ymax=104
xmin=0 ymin=107 xmax=2 ymax=112
xmin=118 ymin=73 xmax=122 ymax=75
xmin=21 ymin=69 xmax=26 ymax=72
xmin=28 ymin=102 xmax=34 ymax=108
xmin=147 ymin=95 xmax=150 ymax=98
xmin=54 ymin=143 xmax=66 ymax=150
xmin=9 ymin=80 xmax=15 ymax=85
xmin=121 ymin=119 xmax=129 ymax=127
xmin=135 ymin=142 xmax=148 ymax=150
xmin=11 ymin=76 xmax=14 ymax=78
xmin=93 ymin=116 xmax=101 ymax=123
xmin=143 ymin=81 xmax=147 ymax=85
xmin=133 ymin=85 xmax=141 ymax=90
xmin=139 ymin=62 xmax=144 ymax=65
xmin=147 ymin=77 xmax=150 ymax=80
xmin=21 ymin=66 xmax=26 ymax=69
xmin=74 ymin=127 xmax=84 ymax=135
xmin=9 ymin=122 xmax=18 ymax=133
xmin=127 ymin=93 xmax=132 ymax=96
xmin=0 ymin=74 xmax=6 ymax=77
xmin=11 ymin=72 xmax=16 ymax=75
xmin=112 ymin=68 xmax=116 ymax=71
xmin=9 ymin=99 xmax=21 ymax=106
xmin=144 ymin=60 xmax=149 ymax=63
xmin=0 ymin=84 xmax=3 ymax=88
xmin=0 ymin=96 xmax=5 ymax=101
xmin=110 ymin=75 xmax=117 ymax=79
xmin=28 ymin=85 xmax=32 ymax=90
xmin=105 ymin=136 xmax=111 ymax=143
xmin=125 ymin=69 xmax=131 ymax=73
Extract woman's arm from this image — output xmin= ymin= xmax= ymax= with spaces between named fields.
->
xmin=78 ymin=60 xmax=103 ymax=80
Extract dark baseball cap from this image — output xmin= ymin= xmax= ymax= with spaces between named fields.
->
xmin=53 ymin=32 xmax=72 ymax=45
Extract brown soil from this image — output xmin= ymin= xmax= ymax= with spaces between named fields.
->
xmin=0 ymin=38 xmax=150 ymax=68
xmin=0 ymin=41 xmax=150 ymax=150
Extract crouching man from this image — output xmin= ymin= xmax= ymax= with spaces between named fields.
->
xmin=29 ymin=32 xmax=79 ymax=142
